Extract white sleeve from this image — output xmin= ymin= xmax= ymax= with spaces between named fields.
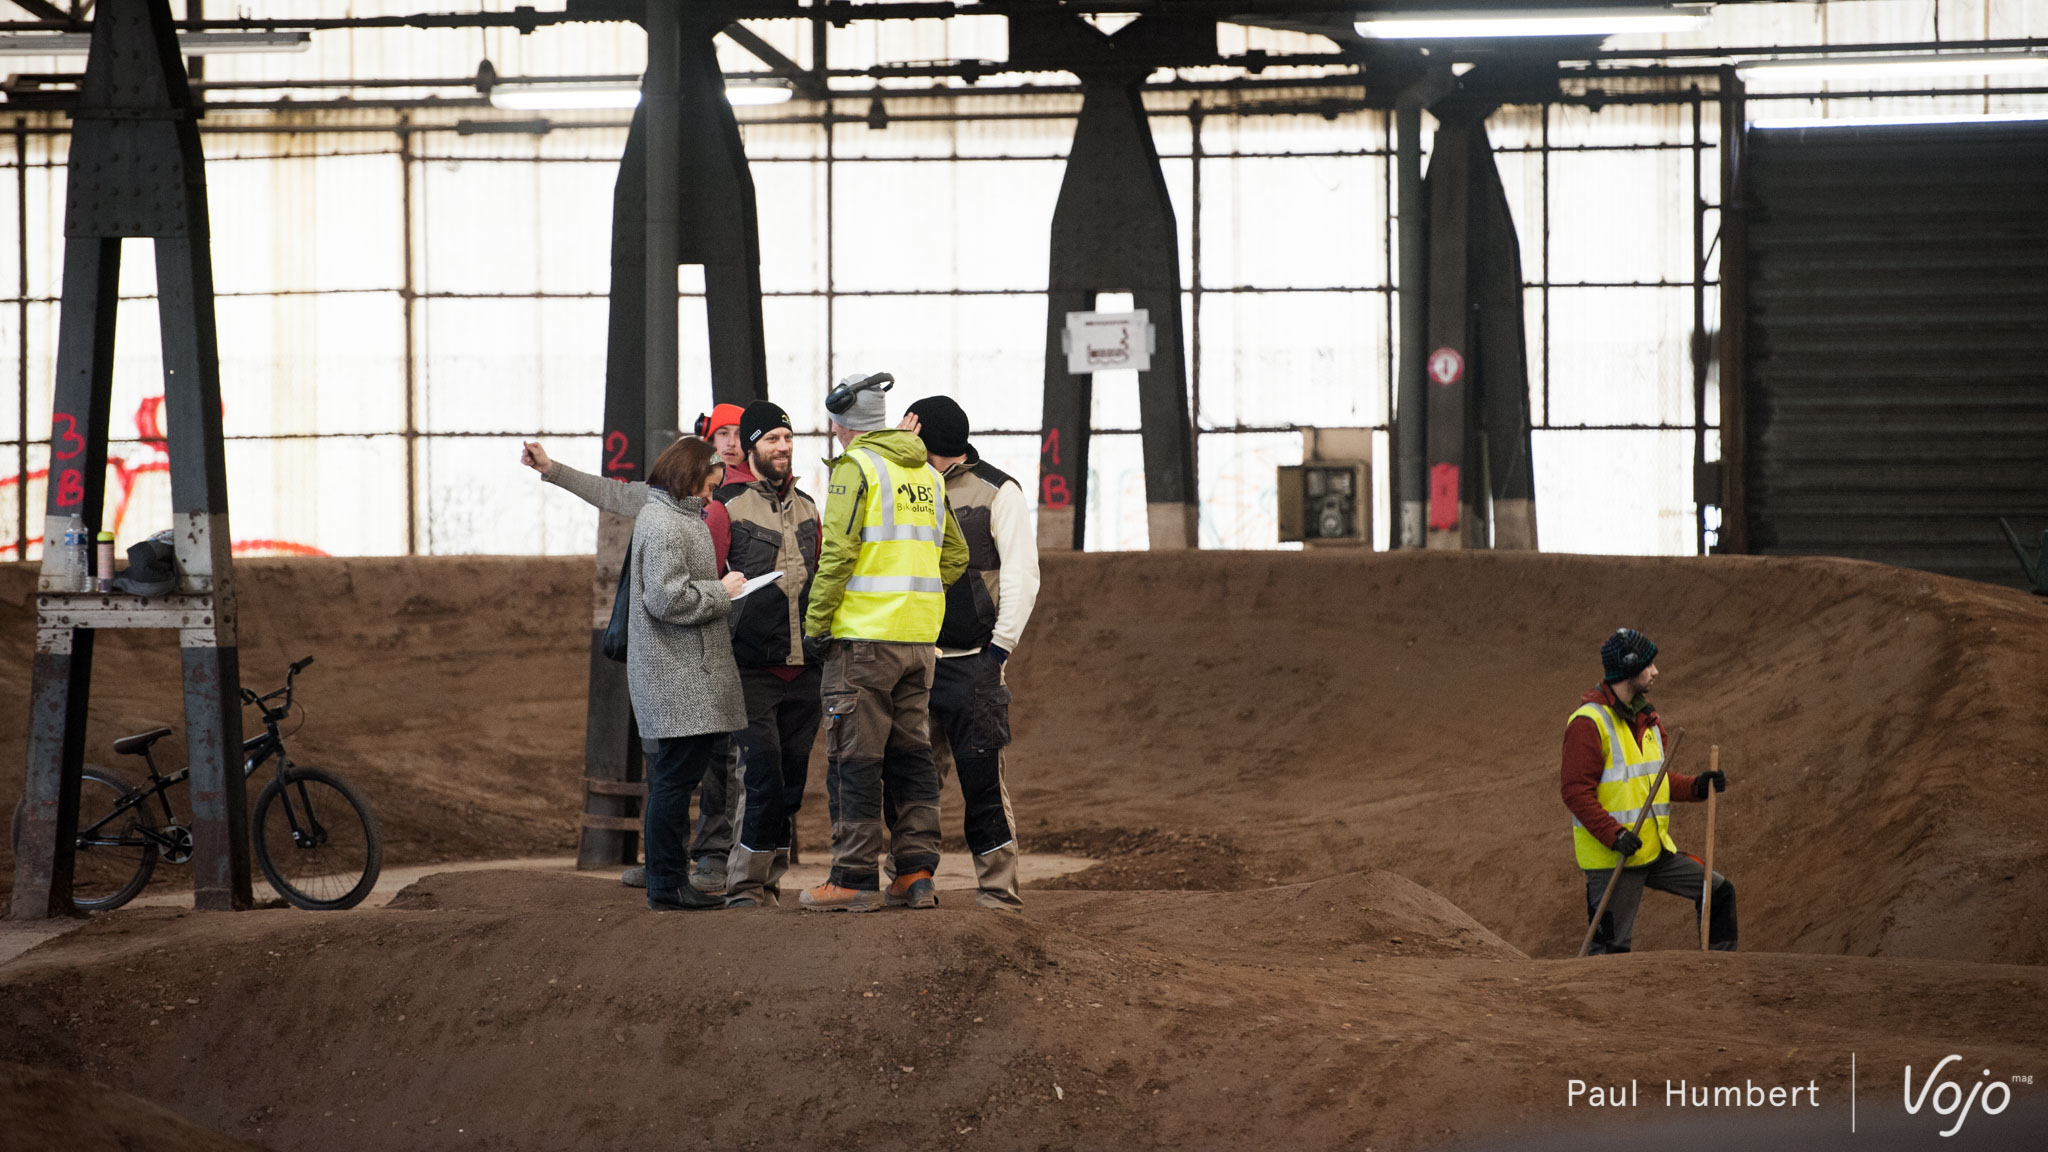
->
xmin=988 ymin=479 xmax=1040 ymax=655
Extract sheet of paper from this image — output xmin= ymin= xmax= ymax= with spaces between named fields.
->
xmin=733 ymin=570 xmax=783 ymax=600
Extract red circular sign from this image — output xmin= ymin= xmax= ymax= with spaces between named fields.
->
xmin=1428 ymin=347 xmax=1464 ymax=387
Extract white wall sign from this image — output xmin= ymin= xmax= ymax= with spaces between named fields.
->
xmin=1064 ymin=310 xmax=1153 ymax=374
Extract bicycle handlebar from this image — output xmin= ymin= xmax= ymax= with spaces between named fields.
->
xmin=242 ymin=656 xmax=314 ymax=719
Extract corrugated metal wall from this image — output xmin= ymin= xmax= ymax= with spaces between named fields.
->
xmin=1742 ymin=121 xmax=2048 ymax=587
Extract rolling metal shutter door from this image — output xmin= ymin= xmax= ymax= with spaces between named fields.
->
xmin=1742 ymin=122 xmax=2048 ymax=587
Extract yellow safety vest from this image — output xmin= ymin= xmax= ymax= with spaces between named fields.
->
xmin=1569 ymin=702 xmax=1677 ymax=870
xmin=829 ymin=448 xmax=949 ymax=643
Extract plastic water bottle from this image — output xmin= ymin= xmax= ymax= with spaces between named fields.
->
xmin=96 ymin=531 xmax=115 ymax=594
xmin=67 ymin=515 xmax=90 ymax=592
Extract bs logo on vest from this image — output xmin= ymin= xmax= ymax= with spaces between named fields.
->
xmin=894 ymin=480 xmax=936 ymax=513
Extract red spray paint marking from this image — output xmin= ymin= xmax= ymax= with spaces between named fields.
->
xmin=1428 ymin=462 xmax=1460 ymax=532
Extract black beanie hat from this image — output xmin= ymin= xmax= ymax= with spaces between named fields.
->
xmin=906 ymin=395 xmax=970 ymax=457
xmin=739 ymin=400 xmax=792 ymax=449
xmin=1601 ymin=628 xmax=1658 ymax=683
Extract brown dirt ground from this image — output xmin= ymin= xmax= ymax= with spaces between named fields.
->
xmin=3 ymin=551 xmax=2047 ymax=1149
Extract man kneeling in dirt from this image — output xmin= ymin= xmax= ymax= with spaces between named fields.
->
xmin=1562 ymin=628 xmax=1736 ymax=953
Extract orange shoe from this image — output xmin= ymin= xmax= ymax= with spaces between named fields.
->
xmin=885 ymin=870 xmax=938 ymax=909
xmin=799 ymin=883 xmax=883 ymax=912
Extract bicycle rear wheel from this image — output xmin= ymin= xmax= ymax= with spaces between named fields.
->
xmin=9 ymin=768 xmax=158 ymax=911
xmin=252 ymin=766 xmax=381 ymax=911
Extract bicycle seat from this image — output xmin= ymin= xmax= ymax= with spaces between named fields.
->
xmin=111 ymin=727 xmax=175 ymax=756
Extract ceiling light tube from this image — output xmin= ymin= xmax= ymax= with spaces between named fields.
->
xmin=1750 ymin=109 xmax=2048 ymax=130
xmin=489 ymin=83 xmax=642 ymax=111
xmin=487 ymin=79 xmax=794 ymax=111
xmin=1355 ymin=6 xmax=1708 ymax=39
xmin=0 ymin=31 xmax=311 ymax=55
xmin=1737 ymin=52 xmax=2048 ymax=82
xmin=723 ymin=80 xmax=794 ymax=106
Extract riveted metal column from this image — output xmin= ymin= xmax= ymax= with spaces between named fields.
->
xmin=1424 ymin=109 xmax=1477 ymax=549
xmin=1040 ymin=74 xmax=1196 ymax=551
xmin=582 ymin=108 xmax=651 ymax=870
xmin=13 ymin=0 xmax=247 ymax=917
xmin=644 ymin=0 xmax=681 ymax=452
xmin=1394 ymin=97 xmax=1428 ymax=549
xmin=679 ymin=23 xmax=767 ymax=407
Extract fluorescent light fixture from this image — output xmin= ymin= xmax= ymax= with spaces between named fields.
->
xmin=486 ymin=79 xmax=793 ymax=110
xmin=1750 ymin=110 xmax=2048 ymax=130
xmin=0 ymin=31 xmax=310 ymax=55
xmin=1738 ymin=52 xmax=2048 ymax=82
xmin=1355 ymin=6 xmax=1707 ymax=39
xmin=489 ymin=83 xmax=641 ymax=111
xmin=724 ymin=80 xmax=794 ymax=106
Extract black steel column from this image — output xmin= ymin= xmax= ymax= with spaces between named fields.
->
xmin=1040 ymin=74 xmax=1197 ymax=551
xmin=1424 ymin=108 xmax=1477 ymax=549
xmin=12 ymin=236 xmax=116 ymax=921
xmin=13 ymin=0 xmax=248 ymax=917
xmin=581 ymin=14 xmax=771 ymax=868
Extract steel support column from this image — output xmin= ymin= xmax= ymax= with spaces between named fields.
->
xmin=1715 ymin=68 xmax=1748 ymax=554
xmin=12 ymin=0 xmax=248 ymax=918
xmin=1394 ymin=96 xmax=1428 ymax=549
xmin=1038 ymin=72 xmax=1197 ymax=552
xmin=581 ymin=9 xmax=770 ymax=868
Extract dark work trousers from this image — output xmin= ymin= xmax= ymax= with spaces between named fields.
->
xmin=887 ymin=649 xmax=1018 ymax=902
xmin=822 ymin=640 xmax=941 ymax=891
xmin=725 ymin=664 xmax=824 ymax=905
xmin=1584 ymin=850 xmax=1737 ymax=955
xmin=687 ymin=737 xmax=738 ymax=875
xmin=642 ymin=732 xmax=730 ymax=898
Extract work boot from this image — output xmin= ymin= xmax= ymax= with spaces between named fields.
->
xmin=799 ymin=883 xmax=884 ymax=913
xmin=885 ymin=870 xmax=938 ymax=909
xmin=620 ymin=866 xmax=646 ymax=889
xmin=688 ymin=859 xmax=727 ymax=897
xmin=724 ymin=895 xmax=761 ymax=909
xmin=649 ymin=884 xmax=722 ymax=912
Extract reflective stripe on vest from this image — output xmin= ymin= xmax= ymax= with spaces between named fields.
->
xmin=1568 ymin=701 xmax=1677 ymax=870
xmin=830 ymin=449 xmax=948 ymax=643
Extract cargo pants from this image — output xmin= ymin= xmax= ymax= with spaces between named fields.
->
xmin=1584 ymin=850 xmax=1737 ymax=954
xmin=724 ymin=664 xmax=823 ymax=906
xmin=823 ymin=640 xmax=942 ymax=891
xmin=887 ymin=648 xmax=1019 ymax=907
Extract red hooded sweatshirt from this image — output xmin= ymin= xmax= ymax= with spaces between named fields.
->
xmin=1559 ymin=681 xmax=1701 ymax=851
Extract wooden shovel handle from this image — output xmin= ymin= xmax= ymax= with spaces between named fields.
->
xmin=1700 ymin=745 xmax=1719 ymax=951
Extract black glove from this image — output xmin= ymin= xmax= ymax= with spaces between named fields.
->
xmin=1693 ymin=769 xmax=1728 ymax=799
xmin=802 ymin=634 xmax=832 ymax=664
xmin=1610 ymin=827 xmax=1644 ymax=858
xmin=987 ymin=644 xmax=1009 ymax=665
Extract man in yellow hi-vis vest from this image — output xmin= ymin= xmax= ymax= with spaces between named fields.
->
xmin=1562 ymin=628 xmax=1736 ymax=953
xmin=799 ymin=373 xmax=968 ymax=912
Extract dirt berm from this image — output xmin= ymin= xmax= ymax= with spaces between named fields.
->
xmin=4 ymin=550 xmax=2045 ymax=963
xmin=2 ymin=869 xmax=2044 ymax=1151
xmin=2 ymin=551 xmax=2047 ymax=1149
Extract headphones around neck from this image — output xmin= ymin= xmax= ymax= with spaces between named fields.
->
xmin=825 ymin=371 xmax=894 ymax=416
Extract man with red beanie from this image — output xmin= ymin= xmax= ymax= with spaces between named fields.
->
xmin=699 ymin=402 xmax=747 ymax=475
xmin=1562 ymin=627 xmax=1736 ymax=954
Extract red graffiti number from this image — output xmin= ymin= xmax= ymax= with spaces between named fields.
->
xmin=1041 ymin=473 xmax=1071 ymax=510
xmin=51 ymin=413 xmax=85 ymax=461
xmin=1040 ymin=427 xmax=1061 ymax=467
xmin=1428 ymin=463 xmax=1460 ymax=532
xmin=605 ymin=430 xmax=634 ymax=475
xmin=54 ymin=468 xmax=84 ymax=508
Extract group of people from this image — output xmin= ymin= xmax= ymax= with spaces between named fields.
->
xmin=521 ymin=372 xmax=1038 ymax=913
xmin=520 ymin=377 xmax=1737 ymax=948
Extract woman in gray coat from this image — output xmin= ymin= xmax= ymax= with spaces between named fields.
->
xmin=629 ymin=436 xmax=748 ymax=910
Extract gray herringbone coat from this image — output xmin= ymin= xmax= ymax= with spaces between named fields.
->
xmin=627 ymin=490 xmax=745 ymax=739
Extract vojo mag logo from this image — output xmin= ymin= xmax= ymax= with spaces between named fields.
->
xmin=1902 ymin=1054 xmax=2023 ymax=1137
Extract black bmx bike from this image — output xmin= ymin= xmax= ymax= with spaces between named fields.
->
xmin=8 ymin=657 xmax=382 ymax=912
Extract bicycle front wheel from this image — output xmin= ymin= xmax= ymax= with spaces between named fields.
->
xmin=252 ymin=766 xmax=381 ymax=911
xmin=10 ymin=768 xmax=159 ymax=912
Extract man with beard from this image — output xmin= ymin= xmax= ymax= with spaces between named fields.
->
xmin=713 ymin=402 xmax=824 ymax=906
